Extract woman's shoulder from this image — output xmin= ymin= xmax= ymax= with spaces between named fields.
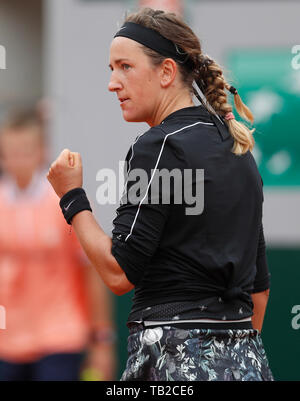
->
xmin=126 ymin=125 xmax=187 ymax=172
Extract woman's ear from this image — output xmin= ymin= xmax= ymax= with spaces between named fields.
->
xmin=160 ymin=58 xmax=177 ymax=88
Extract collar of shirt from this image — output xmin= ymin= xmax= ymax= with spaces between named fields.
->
xmin=161 ymin=105 xmax=230 ymax=141
xmin=161 ymin=105 xmax=212 ymax=124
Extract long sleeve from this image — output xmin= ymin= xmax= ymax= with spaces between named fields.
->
xmin=111 ymin=127 xmax=184 ymax=286
xmin=251 ymin=223 xmax=271 ymax=293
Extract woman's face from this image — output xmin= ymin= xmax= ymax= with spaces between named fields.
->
xmin=108 ymin=37 xmax=162 ymax=126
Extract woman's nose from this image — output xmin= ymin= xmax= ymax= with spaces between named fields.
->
xmin=108 ymin=72 xmax=122 ymax=92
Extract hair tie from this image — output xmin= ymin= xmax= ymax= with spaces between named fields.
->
xmin=225 ymin=112 xmax=235 ymax=121
xmin=229 ymin=86 xmax=238 ymax=95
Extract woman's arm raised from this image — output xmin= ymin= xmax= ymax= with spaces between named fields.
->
xmin=71 ymin=210 xmax=134 ymax=295
xmin=47 ymin=148 xmax=134 ymax=295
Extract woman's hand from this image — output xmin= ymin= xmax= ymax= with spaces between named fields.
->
xmin=47 ymin=148 xmax=83 ymax=198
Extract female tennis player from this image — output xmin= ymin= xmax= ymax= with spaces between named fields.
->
xmin=47 ymin=8 xmax=274 ymax=381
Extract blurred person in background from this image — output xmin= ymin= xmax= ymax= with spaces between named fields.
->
xmin=0 ymin=108 xmax=115 ymax=381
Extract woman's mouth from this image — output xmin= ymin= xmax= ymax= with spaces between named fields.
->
xmin=119 ymin=97 xmax=130 ymax=105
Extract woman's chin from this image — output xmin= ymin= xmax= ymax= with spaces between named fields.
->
xmin=122 ymin=112 xmax=143 ymax=123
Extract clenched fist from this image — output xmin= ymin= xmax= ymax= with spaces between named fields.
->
xmin=47 ymin=148 xmax=83 ymax=198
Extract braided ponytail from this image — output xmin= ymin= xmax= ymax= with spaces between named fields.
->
xmin=195 ymin=55 xmax=255 ymax=155
xmin=125 ymin=8 xmax=255 ymax=155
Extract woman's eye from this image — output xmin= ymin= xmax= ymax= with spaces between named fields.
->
xmin=122 ymin=64 xmax=131 ymax=70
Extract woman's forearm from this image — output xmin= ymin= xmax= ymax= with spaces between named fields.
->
xmin=71 ymin=210 xmax=134 ymax=295
xmin=251 ymin=289 xmax=270 ymax=332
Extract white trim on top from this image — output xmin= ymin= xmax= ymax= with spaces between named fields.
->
xmin=124 ymin=121 xmax=213 ymax=242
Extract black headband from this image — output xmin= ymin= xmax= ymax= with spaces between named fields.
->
xmin=114 ymin=22 xmax=194 ymax=70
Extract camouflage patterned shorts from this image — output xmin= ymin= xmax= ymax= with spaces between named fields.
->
xmin=121 ymin=325 xmax=274 ymax=381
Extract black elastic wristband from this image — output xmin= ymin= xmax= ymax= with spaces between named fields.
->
xmin=59 ymin=187 xmax=92 ymax=224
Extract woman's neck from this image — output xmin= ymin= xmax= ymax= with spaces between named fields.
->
xmin=148 ymin=90 xmax=194 ymax=127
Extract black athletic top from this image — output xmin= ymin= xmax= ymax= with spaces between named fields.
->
xmin=111 ymin=105 xmax=270 ymax=322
